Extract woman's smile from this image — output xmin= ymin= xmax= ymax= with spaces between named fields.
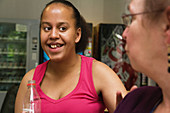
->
xmin=49 ymin=43 xmax=64 ymax=49
xmin=47 ymin=41 xmax=65 ymax=53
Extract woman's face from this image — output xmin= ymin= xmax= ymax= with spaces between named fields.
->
xmin=40 ymin=3 xmax=81 ymax=61
xmin=122 ymin=0 xmax=167 ymax=74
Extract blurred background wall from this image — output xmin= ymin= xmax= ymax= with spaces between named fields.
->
xmin=0 ymin=0 xmax=126 ymax=25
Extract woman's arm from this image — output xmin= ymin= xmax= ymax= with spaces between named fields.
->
xmin=14 ymin=69 xmax=35 ymax=113
xmin=92 ymin=60 xmax=127 ymax=113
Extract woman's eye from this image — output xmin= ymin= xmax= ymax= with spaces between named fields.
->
xmin=44 ymin=27 xmax=51 ymax=31
xmin=59 ymin=27 xmax=67 ymax=31
xmin=131 ymin=16 xmax=136 ymax=22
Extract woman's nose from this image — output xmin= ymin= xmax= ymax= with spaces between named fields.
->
xmin=50 ymin=28 xmax=59 ymax=39
xmin=122 ymin=27 xmax=129 ymax=40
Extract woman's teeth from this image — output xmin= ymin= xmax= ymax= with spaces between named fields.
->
xmin=50 ymin=44 xmax=61 ymax=48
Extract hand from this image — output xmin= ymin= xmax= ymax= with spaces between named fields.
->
xmin=116 ymin=85 xmax=138 ymax=107
xmin=129 ymin=85 xmax=138 ymax=92
xmin=116 ymin=91 xmax=123 ymax=107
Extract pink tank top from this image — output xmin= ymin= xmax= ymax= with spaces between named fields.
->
xmin=33 ymin=55 xmax=106 ymax=113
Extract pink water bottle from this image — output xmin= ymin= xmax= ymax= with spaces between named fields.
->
xmin=22 ymin=80 xmax=41 ymax=113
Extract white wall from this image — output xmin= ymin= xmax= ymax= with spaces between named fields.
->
xmin=0 ymin=0 xmax=51 ymax=20
xmin=0 ymin=0 xmax=126 ymax=26
xmin=103 ymin=0 xmax=126 ymax=24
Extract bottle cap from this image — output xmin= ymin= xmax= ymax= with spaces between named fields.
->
xmin=27 ymin=80 xmax=36 ymax=86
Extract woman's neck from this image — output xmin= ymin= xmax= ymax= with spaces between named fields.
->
xmin=154 ymin=97 xmax=170 ymax=113
xmin=154 ymin=73 xmax=170 ymax=113
xmin=47 ymin=54 xmax=81 ymax=77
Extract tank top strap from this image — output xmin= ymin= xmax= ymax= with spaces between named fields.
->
xmin=33 ymin=61 xmax=49 ymax=85
xmin=80 ymin=55 xmax=98 ymax=98
xmin=80 ymin=55 xmax=94 ymax=81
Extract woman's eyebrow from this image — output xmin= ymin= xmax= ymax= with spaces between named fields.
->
xmin=40 ymin=22 xmax=51 ymax=26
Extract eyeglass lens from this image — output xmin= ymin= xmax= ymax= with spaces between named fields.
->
xmin=123 ymin=16 xmax=132 ymax=26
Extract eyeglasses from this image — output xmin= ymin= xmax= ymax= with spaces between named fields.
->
xmin=121 ymin=9 xmax=164 ymax=27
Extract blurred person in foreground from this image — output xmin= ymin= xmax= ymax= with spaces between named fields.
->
xmin=114 ymin=0 xmax=170 ymax=113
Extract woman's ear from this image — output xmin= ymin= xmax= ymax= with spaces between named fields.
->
xmin=165 ymin=6 xmax=170 ymax=44
xmin=75 ymin=28 xmax=81 ymax=43
xmin=166 ymin=6 xmax=170 ymax=22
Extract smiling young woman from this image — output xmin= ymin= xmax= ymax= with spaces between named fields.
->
xmin=15 ymin=0 xmax=127 ymax=113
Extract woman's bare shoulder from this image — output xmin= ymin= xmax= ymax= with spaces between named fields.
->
xmin=23 ymin=68 xmax=35 ymax=82
xmin=15 ymin=68 xmax=36 ymax=113
xmin=92 ymin=59 xmax=117 ymax=76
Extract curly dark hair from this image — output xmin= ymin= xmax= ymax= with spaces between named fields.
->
xmin=40 ymin=0 xmax=90 ymax=53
